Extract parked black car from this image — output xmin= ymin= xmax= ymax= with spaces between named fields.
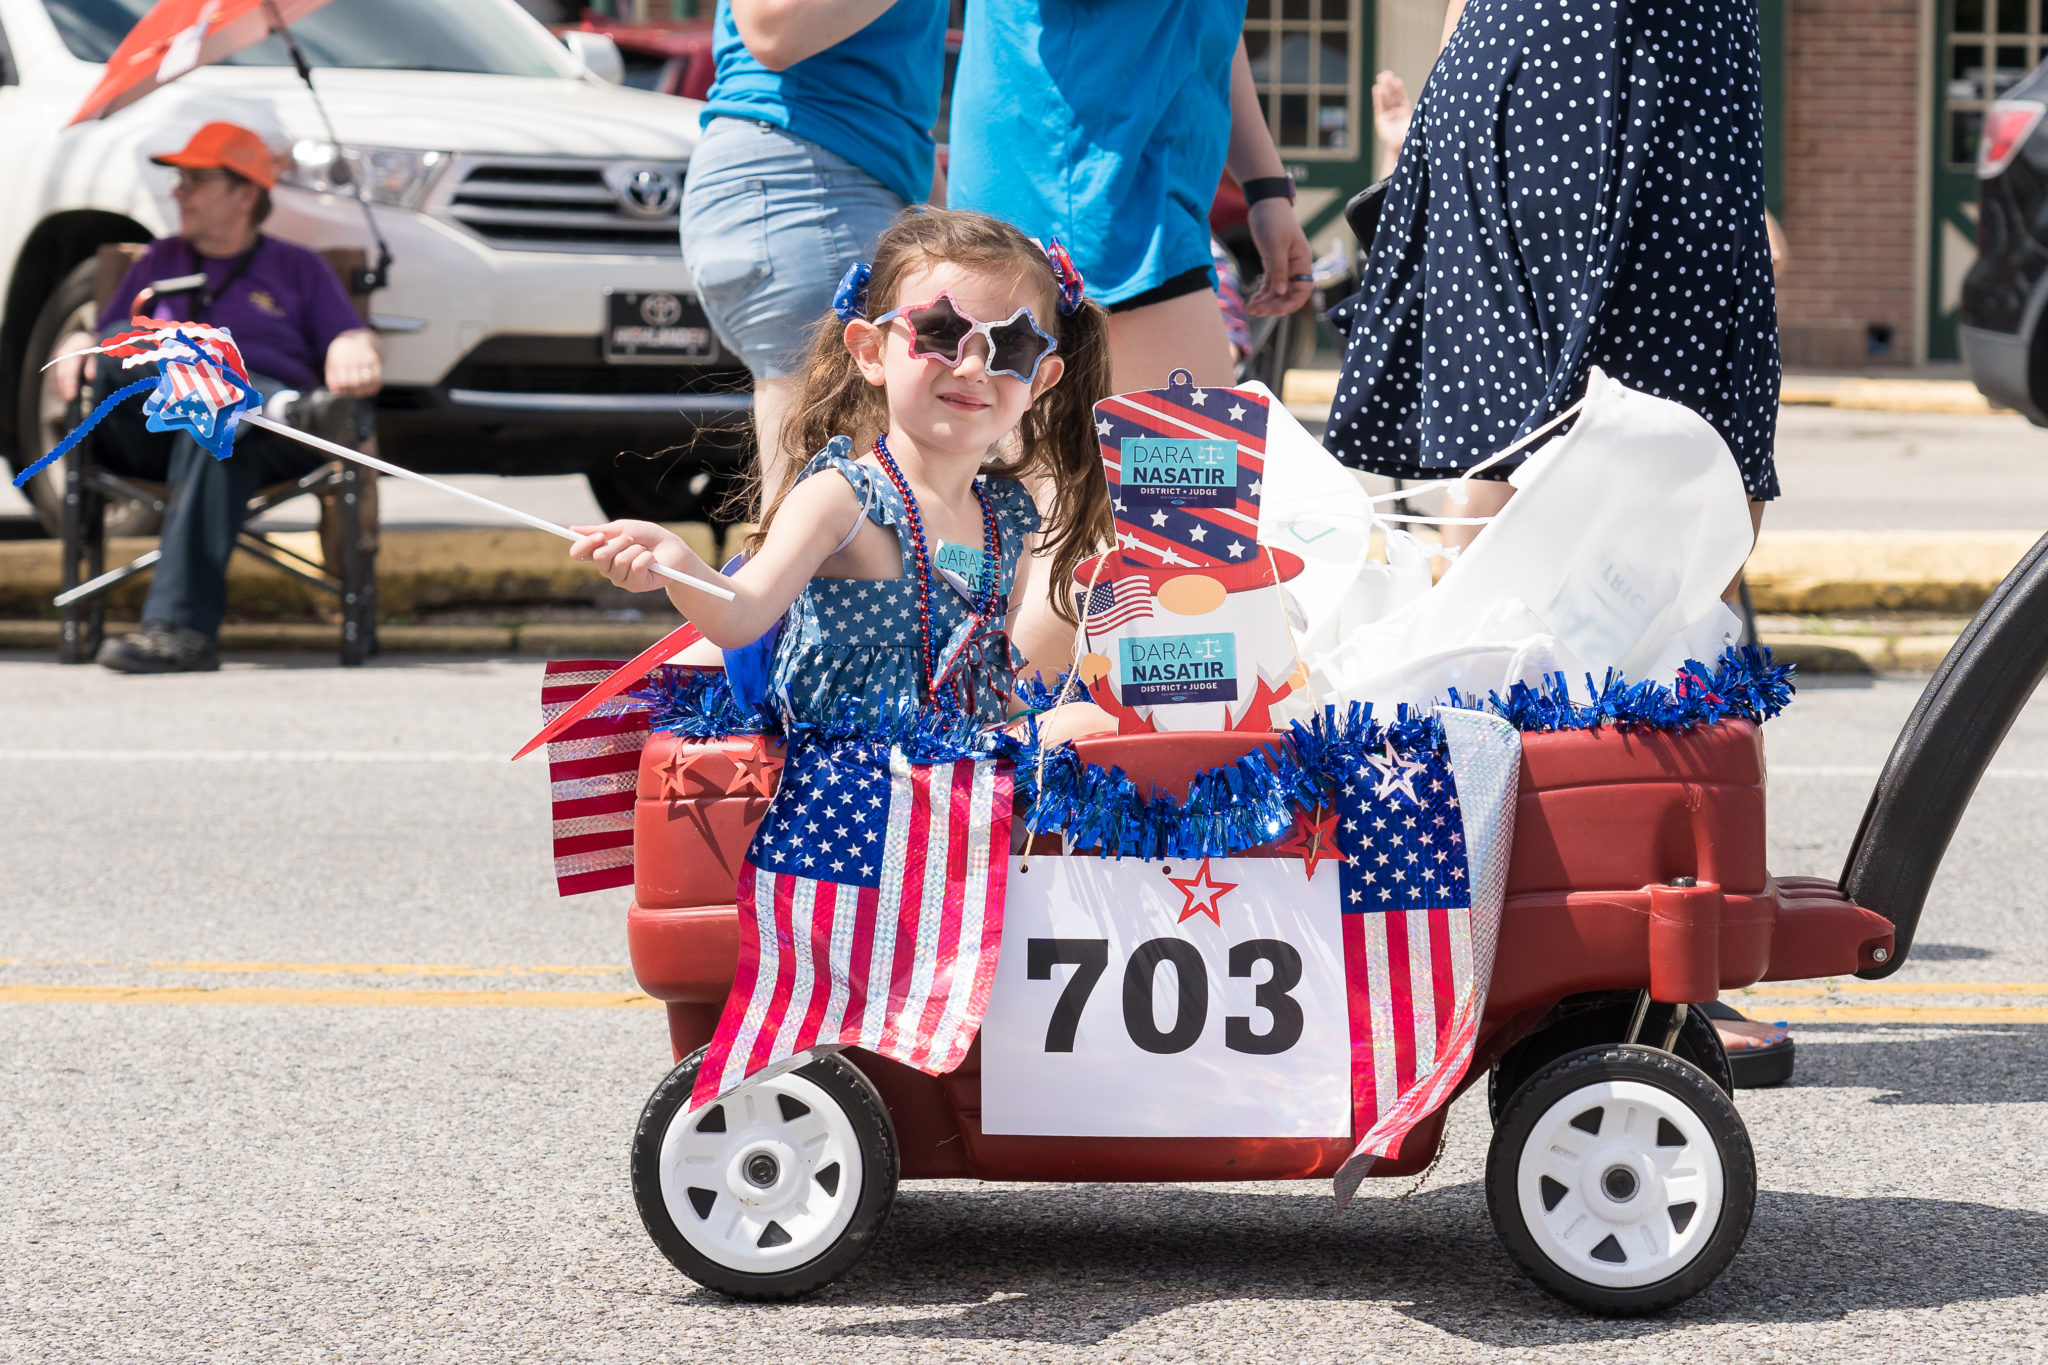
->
xmin=1963 ymin=64 xmax=2048 ymax=422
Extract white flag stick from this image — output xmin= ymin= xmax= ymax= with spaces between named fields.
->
xmin=237 ymin=411 xmax=736 ymax=600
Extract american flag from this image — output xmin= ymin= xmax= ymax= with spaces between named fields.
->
xmin=690 ymin=741 xmax=1011 ymax=1110
xmin=541 ymin=658 xmax=662 ymax=897
xmin=1329 ymin=710 xmax=1520 ymax=1202
xmin=1082 ymin=576 xmax=1154 ymax=631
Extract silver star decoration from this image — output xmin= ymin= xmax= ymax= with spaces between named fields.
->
xmin=1227 ymin=403 xmax=1247 ymax=421
xmin=1364 ymin=741 xmax=1429 ymax=805
xmin=1188 ymin=525 xmax=1207 ymax=542
xmin=1150 ymin=509 xmax=1169 ymax=526
xmin=1226 ymin=540 xmax=1246 ymax=558
xmin=1189 ymin=389 xmax=1208 ymax=405
xmin=1096 ymin=418 xmax=1112 ymax=436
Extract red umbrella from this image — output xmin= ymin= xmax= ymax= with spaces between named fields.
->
xmin=70 ymin=0 xmax=340 ymax=125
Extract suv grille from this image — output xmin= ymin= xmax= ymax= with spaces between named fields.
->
xmin=442 ymin=336 xmax=750 ymax=395
xmin=435 ymin=157 xmax=682 ymax=254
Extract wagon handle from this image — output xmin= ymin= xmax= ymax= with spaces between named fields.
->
xmin=1839 ymin=531 xmax=2048 ymax=977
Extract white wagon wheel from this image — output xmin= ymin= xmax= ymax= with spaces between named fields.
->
xmin=1487 ymin=1044 xmax=1756 ymax=1315
xmin=632 ymin=1049 xmax=897 ymax=1300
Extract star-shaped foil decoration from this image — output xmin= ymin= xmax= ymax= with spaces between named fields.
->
xmin=1272 ymin=806 xmax=1348 ymax=880
xmin=1168 ymin=857 xmax=1237 ymax=926
xmin=1364 ymin=741 xmax=1429 ymax=805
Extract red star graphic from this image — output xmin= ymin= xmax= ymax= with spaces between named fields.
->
xmin=726 ymin=741 xmax=781 ymax=798
xmin=653 ymin=744 xmax=712 ymax=799
xmin=1168 ymin=857 xmax=1237 ymax=926
xmin=1272 ymin=806 xmax=1349 ymax=881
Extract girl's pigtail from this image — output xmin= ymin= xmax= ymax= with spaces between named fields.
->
xmin=1019 ymin=296 xmax=1114 ymax=624
xmin=746 ymin=306 xmax=890 ymax=550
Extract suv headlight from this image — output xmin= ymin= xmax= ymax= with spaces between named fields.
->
xmin=280 ymin=142 xmax=449 ymax=209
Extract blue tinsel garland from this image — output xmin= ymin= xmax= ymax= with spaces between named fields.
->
xmin=637 ymin=645 xmax=1793 ymax=863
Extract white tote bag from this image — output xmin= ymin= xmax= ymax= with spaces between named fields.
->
xmin=1313 ymin=367 xmax=1754 ymax=709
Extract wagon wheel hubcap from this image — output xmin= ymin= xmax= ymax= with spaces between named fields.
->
xmin=1517 ymin=1079 xmax=1726 ymax=1290
xmin=659 ymin=1070 xmax=863 ymax=1274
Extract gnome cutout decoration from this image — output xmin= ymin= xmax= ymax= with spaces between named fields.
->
xmin=1075 ymin=369 xmax=1309 ymax=733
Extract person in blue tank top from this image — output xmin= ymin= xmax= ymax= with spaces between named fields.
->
xmin=680 ymin=1 xmax=946 ymax=502
xmin=945 ymin=1 xmax=1314 ymax=396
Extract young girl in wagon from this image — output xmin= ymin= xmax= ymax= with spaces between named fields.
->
xmin=569 ymin=209 xmax=1115 ymax=747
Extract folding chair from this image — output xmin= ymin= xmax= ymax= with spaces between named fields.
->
xmin=57 ymin=243 xmax=380 ymax=667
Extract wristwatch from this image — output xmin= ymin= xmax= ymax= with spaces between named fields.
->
xmin=1241 ymin=174 xmax=1296 ymax=206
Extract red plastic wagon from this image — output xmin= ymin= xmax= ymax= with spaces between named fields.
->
xmin=615 ymin=534 xmax=2048 ymax=1315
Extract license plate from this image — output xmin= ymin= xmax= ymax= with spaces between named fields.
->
xmin=603 ymin=288 xmax=719 ymax=364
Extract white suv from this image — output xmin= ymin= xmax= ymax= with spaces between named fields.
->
xmin=0 ymin=0 xmax=752 ymax=529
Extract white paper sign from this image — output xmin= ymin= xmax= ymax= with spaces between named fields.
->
xmin=981 ymin=856 xmax=1350 ymax=1138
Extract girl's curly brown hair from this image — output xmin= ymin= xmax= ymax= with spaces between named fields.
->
xmin=746 ymin=207 xmax=1113 ymax=623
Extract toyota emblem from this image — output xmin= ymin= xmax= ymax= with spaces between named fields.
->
xmin=606 ymin=164 xmax=681 ymax=219
xmin=640 ymin=293 xmax=683 ymax=326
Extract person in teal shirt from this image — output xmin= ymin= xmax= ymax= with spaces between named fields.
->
xmin=681 ymin=1 xmax=946 ymax=501
xmin=945 ymin=0 xmax=1314 ymax=395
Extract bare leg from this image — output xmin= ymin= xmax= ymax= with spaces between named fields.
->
xmin=1724 ymin=499 xmax=1767 ymax=601
xmin=1105 ymin=288 xmax=1237 ymax=394
xmin=750 ymin=374 xmax=801 ymax=507
xmin=1438 ymin=479 xmax=1516 ymax=553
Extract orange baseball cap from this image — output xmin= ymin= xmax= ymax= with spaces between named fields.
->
xmin=151 ymin=122 xmax=278 ymax=189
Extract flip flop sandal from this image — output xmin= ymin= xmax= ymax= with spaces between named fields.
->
xmin=1699 ymin=999 xmax=1796 ymax=1088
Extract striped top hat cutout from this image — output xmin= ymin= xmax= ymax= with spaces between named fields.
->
xmin=1076 ymin=370 xmax=1308 ymax=735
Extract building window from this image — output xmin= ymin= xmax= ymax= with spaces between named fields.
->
xmin=1246 ymin=0 xmax=1361 ymax=159
xmin=1947 ymin=0 xmax=2048 ymax=167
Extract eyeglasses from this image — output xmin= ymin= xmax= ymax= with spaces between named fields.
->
xmin=872 ymin=292 xmax=1059 ymax=383
xmin=171 ymin=168 xmax=230 ymax=192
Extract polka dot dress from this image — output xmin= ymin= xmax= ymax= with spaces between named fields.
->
xmin=1325 ymin=0 xmax=1782 ymax=499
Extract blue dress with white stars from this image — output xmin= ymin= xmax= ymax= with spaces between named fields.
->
xmin=1326 ymin=0 xmax=1781 ymax=499
xmin=767 ymin=438 xmax=1043 ymax=734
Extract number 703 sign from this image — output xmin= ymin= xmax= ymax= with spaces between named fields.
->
xmin=980 ymin=858 xmax=1353 ymax=1138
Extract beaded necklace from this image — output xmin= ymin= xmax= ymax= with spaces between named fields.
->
xmin=873 ymin=433 xmax=1003 ymax=704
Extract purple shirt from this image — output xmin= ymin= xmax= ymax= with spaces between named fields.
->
xmin=98 ymin=235 xmax=366 ymax=391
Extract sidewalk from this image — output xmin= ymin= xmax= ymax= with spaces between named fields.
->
xmin=1279 ymin=366 xmax=2008 ymax=417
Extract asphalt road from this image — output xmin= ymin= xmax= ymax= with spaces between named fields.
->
xmin=4 ymin=660 xmax=2048 ymax=1362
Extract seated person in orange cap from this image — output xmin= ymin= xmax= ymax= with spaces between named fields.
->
xmin=49 ymin=121 xmax=384 ymax=673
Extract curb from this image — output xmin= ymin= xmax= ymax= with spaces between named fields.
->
xmin=1742 ymin=530 xmax=2037 ymax=614
xmin=0 ymin=617 xmax=1961 ymax=675
xmin=1758 ymin=633 xmax=1961 ymax=675
xmin=1 ymin=526 xmax=2036 ymax=623
xmin=1777 ymin=378 xmax=2001 ymax=416
xmin=0 ymin=619 xmax=680 ymax=657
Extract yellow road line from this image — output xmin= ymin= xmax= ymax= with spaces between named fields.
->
xmin=147 ymin=959 xmax=628 ymax=979
xmin=1 ymin=985 xmax=2043 ymax=1025
xmin=1759 ymin=1005 xmax=2048 ymax=1025
xmin=1739 ymin=982 xmax=2048 ymax=998
xmin=0 ymin=984 xmax=660 ymax=1009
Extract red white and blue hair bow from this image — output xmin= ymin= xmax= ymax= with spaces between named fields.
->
xmin=1042 ymin=237 xmax=1085 ymax=316
xmin=832 ymin=261 xmax=872 ymax=322
xmin=11 ymin=319 xmax=260 ymax=487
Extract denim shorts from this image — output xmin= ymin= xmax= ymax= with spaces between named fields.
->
xmin=681 ymin=117 xmax=908 ymax=381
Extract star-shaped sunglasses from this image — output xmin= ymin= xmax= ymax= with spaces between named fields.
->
xmin=872 ymin=292 xmax=1059 ymax=383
